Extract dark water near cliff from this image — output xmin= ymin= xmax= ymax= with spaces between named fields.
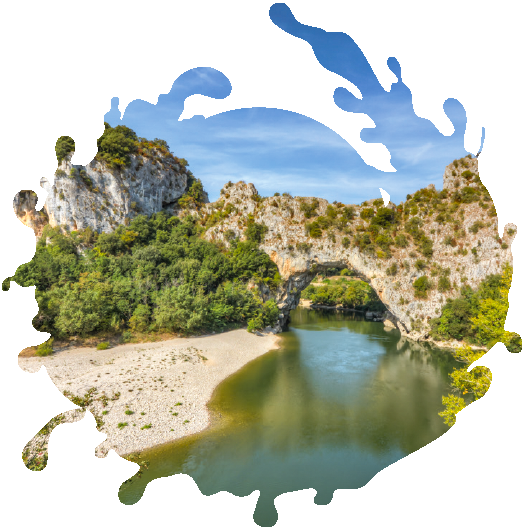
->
xmin=118 ymin=308 xmax=458 ymax=526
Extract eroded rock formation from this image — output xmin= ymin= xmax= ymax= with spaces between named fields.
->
xmin=15 ymin=150 xmax=197 ymax=235
xmin=14 ymin=153 xmax=514 ymax=342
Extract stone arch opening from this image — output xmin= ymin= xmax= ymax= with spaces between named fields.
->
xmin=266 ymin=258 xmax=402 ymax=334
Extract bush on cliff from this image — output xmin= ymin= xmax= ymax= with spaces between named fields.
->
xmin=55 ymin=136 xmax=75 ymax=163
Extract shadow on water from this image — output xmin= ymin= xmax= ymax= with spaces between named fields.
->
xmin=118 ymin=309 xmax=460 ymax=526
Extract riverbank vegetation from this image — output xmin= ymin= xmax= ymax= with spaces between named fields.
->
xmin=301 ymin=276 xmax=386 ymax=312
xmin=430 ymin=263 xmax=520 ymax=352
xmin=3 ymin=213 xmax=281 ymax=345
xmin=438 ymin=263 xmax=521 ymax=426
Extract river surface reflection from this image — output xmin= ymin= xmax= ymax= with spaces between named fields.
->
xmin=119 ymin=309 xmax=458 ymax=526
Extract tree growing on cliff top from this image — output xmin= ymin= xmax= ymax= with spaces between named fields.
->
xmin=438 ymin=263 xmax=521 ymax=426
xmin=55 ymin=136 xmax=75 ymax=163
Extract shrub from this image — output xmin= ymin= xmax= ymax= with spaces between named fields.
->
xmin=296 ymin=242 xmax=313 ymax=253
xmin=55 ymin=136 xmax=75 ymax=163
xmin=394 ymin=234 xmax=409 ymax=248
xmin=96 ymin=342 xmax=110 ymax=350
xmin=245 ymin=221 xmax=268 ymax=244
xmin=36 ymin=338 xmax=54 ymax=357
xmin=435 ymin=212 xmax=447 ymax=225
xmin=413 ymin=276 xmax=432 ymax=299
xmin=415 ymin=259 xmax=426 ymax=271
xmin=306 ymin=221 xmax=323 ymax=238
xmin=224 ymin=229 xmax=236 ymax=241
xmin=300 ymin=199 xmax=319 ymax=219
xmin=316 ymin=216 xmax=332 ymax=229
xmin=386 ymin=263 xmax=398 ymax=276
xmin=418 ymin=237 xmax=434 ymax=258
xmin=342 ymin=236 xmax=350 ymax=249
xmin=507 ymin=228 xmax=516 ymax=237
xmin=437 ymin=276 xmax=451 ymax=293
xmin=375 ymin=234 xmax=393 ymax=250
xmin=459 ymin=186 xmax=480 ymax=204
xmin=121 ymin=331 xmax=133 ymax=343
xmin=340 ymin=268 xmax=350 ymax=276
xmin=247 ymin=315 xmax=264 ymax=333
xmin=326 ymin=205 xmax=337 ymax=219
xmin=469 ymin=221 xmax=484 ymax=234
xmin=360 ymin=207 xmax=375 ymax=220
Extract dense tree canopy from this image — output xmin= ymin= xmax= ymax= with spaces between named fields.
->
xmin=3 ymin=214 xmax=280 ymax=340
xmin=438 ymin=264 xmax=521 ymax=426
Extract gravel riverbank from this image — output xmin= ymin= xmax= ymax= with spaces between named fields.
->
xmin=19 ymin=330 xmax=280 ymax=461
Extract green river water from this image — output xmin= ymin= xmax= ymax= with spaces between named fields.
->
xmin=118 ymin=308 xmax=459 ymax=526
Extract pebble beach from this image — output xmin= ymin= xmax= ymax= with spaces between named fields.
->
xmin=19 ymin=330 xmax=280 ymax=459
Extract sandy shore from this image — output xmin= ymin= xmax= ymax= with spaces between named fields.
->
xmin=19 ymin=330 xmax=280 ymax=459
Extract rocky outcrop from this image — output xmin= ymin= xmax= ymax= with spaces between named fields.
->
xmin=13 ymin=190 xmax=49 ymax=238
xmin=15 ymin=150 xmax=194 ymax=235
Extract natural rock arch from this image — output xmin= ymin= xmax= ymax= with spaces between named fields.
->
xmin=204 ymin=157 xmax=514 ymax=340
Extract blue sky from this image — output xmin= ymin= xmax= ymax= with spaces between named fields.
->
xmin=105 ymin=3 xmax=472 ymax=205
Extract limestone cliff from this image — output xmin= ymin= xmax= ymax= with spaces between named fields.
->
xmin=15 ymin=149 xmax=197 ymax=235
xmin=202 ymin=156 xmax=515 ymax=340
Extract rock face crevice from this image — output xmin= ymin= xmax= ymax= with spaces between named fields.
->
xmin=13 ymin=154 xmax=515 ymax=342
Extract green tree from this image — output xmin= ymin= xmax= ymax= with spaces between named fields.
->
xmin=54 ymin=274 xmax=114 ymax=336
xmin=129 ymin=304 xmax=151 ymax=332
xmin=55 ymin=136 xmax=75 ymax=163
xmin=96 ymin=122 xmax=138 ymax=168
xmin=371 ymin=207 xmax=395 ymax=228
xmin=245 ymin=221 xmax=269 ymax=244
xmin=438 ymin=263 xmax=521 ymax=426
xmin=360 ymin=207 xmax=375 ymax=220
xmin=413 ymin=276 xmax=431 ymax=298
xmin=471 ymin=264 xmax=521 ymax=351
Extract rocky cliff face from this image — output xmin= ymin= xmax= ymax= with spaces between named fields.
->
xmin=202 ymin=157 xmax=515 ymax=340
xmin=15 ymin=149 xmax=195 ymax=235
xmin=14 ymin=152 xmax=514 ymax=342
